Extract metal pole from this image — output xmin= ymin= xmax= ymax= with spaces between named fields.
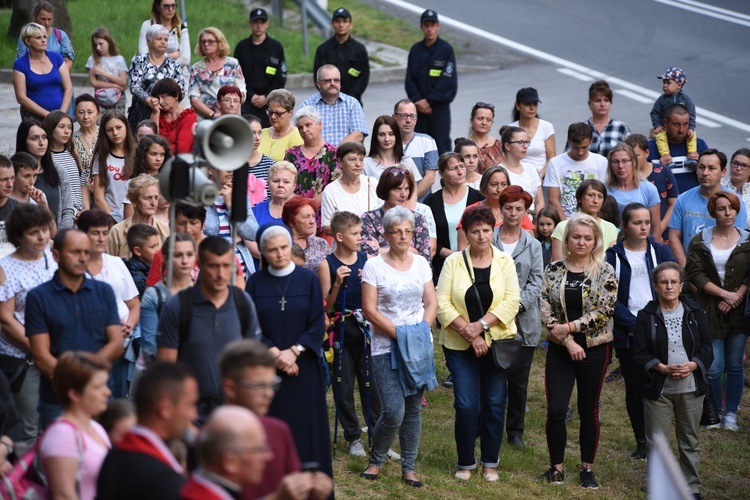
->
xmin=301 ymin=0 xmax=309 ymax=57
xmin=179 ymin=0 xmax=187 ymax=26
xmin=165 ymin=202 xmax=178 ymax=297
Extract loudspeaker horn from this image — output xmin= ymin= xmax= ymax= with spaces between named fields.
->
xmin=194 ymin=115 xmax=253 ymax=171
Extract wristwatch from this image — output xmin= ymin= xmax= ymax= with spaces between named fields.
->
xmin=479 ymin=319 xmax=490 ymax=332
xmin=295 ymin=344 xmax=306 ymax=354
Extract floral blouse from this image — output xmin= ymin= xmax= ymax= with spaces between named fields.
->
xmin=188 ymin=57 xmax=247 ymax=115
xmin=73 ymin=129 xmax=97 ymax=182
xmin=286 ymin=143 xmax=340 ymax=199
xmin=477 ymin=139 xmax=504 ymax=173
xmin=540 ymin=260 xmax=617 ymax=348
xmin=128 ymin=53 xmax=185 ymax=104
xmin=302 ymin=235 xmax=331 ymax=273
xmin=360 ymin=207 xmax=432 ymax=264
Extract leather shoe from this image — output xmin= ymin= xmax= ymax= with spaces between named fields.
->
xmin=508 ymin=436 xmax=525 ymax=449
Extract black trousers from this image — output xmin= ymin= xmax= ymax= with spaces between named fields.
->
xmin=332 ymin=318 xmax=382 ymax=442
xmin=545 ymin=336 xmax=610 ymax=465
xmin=416 ymin=103 xmax=452 ymax=155
xmin=615 ymin=344 xmax=646 ymax=442
xmin=505 ymin=346 xmax=536 ymax=440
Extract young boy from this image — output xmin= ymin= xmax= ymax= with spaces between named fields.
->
xmin=10 ymin=152 xmax=55 ymax=238
xmin=124 ymin=223 xmax=161 ymax=298
xmin=650 ymin=67 xmax=697 ymax=164
xmin=317 ymin=212 xmax=397 ymax=459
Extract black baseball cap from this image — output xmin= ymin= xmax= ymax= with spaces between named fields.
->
xmin=332 ymin=7 xmax=351 ymax=21
xmin=250 ymin=8 xmax=268 ymax=21
xmin=421 ymin=9 xmax=439 ymax=23
xmin=516 ymin=87 xmax=541 ymax=104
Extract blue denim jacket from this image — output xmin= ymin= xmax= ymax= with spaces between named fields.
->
xmin=390 ymin=321 xmax=438 ymax=396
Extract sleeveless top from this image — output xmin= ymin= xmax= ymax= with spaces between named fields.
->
xmin=325 ymin=251 xmax=367 ymax=311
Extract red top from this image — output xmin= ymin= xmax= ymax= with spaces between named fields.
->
xmin=160 ymin=108 xmax=197 ymax=154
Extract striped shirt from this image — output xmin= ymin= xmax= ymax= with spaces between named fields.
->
xmin=52 ymin=150 xmax=83 ymax=212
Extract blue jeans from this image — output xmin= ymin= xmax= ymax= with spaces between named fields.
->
xmin=369 ymin=354 xmax=423 ymax=473
xmin=707 ymin=333 xmax=748 ymax=414
xmin=443 ymin=347 xmax=507 ymax=469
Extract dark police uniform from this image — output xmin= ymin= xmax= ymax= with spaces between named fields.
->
xmin=314 ymin=35 xmax=370 ymax=105
xmin=234 ymin=36 xmax=287 ymax=127
xmin=405 ymin=36 xmax=457 ymax=155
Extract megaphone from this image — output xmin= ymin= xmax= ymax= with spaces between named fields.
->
xmin=158 ymin=154 xmax=218 ymax=206
xmin=194 ymin=114 xmax=253 ymax=172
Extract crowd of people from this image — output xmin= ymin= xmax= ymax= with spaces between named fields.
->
xmin=0 ymin=2 xmax=747 ymax=499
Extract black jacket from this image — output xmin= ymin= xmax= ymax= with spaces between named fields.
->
xmin=314 ymin=35 xmax=370 ymax=103
xmin=234 ymin=35 xmax=287 ymax=113
xmin=633 ymin=297 xmax=713 ymax=401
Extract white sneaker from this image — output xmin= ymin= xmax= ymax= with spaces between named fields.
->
xmin=723 ymin=412 xmax=739 ymax=432
xmin=387 ymin=448 xmax=401 ymax=460
xmin=706 ymin=415 xmax=723 ymax=430
xmin=348 ymin=439 xmax=366 ymax=456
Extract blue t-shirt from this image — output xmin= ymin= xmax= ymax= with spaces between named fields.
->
xmin=252 ymin=200 xmax=284 ymax=228
xmin=13 ymin=51 xmax=65 ymax=112
xmin=647 ymin=138 xmax=709 ymax=194
xmin=668 ymin=186 xmax=748 ymax=251
xmin=608 ymin=181 xmax=661 ymax=215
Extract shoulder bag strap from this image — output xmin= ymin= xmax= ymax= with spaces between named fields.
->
xmin=461 ymin=250 xmax=484 ymax=313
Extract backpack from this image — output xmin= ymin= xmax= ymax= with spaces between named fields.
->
xmin=52 ymin=28 xmax=61 ymax=44
xmin=176 ymin=287 xmax=251 ymax=345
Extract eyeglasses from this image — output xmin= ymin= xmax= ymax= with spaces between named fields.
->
xmin=611 ymin=159 xmax=632 ymax=166
xmin=236 ymin=376 xmax=282 ymax=392
xmin=161 ymin=3 xmax=177 ymax=10
xmin=657 ymin=279 xmax=682 ymax=287
xmin=200 ymin=39 xmax=217 ymax=45
xmin=394 ymin=113 xmax=417 ymax=121
xmin=386 ymin=167 xmax=409 ymax=176
xmin=387 ymin=229 xmax=413 ymax=237
xmin=507 ymin=140 xmax=531 ymax=146
xmin=221 ymin=98 xmax=241 ymax=105
xmin=266 ymin=109 xmax=290 ymax=118
xmin=731 ymin=160 xmax=750 ymax=170
xmin=474 ymin=101 xmax=495 ymax=110
xmin=319 ymin=78 xmax=340 ymax=84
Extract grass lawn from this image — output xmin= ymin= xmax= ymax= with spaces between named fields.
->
xmin=0 ymin=0 xmax=427 ymax=74
xmin=328 ymin=347 xmax=750 ymax=498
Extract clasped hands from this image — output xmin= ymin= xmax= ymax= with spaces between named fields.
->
xmin=458 ymin=322 xmax=488 ymax=358
xmin=656 ymin=361 xmax=697 ymax=379
xmin=271 ymin=347 xmax=299 ymax=376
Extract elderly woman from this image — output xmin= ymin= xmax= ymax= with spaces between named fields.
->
xmin=467 ymin=102 xmax=503 ymax=173
xmin=361 ymin=206 xmax=437 ymax=488
xmin=281 ymin=197 xmax=330 ymax=272
xmin=685 ymin=191 xmax=750 ymax=432
xmin=107 ymin=175 xmax=170 ymax=258
xmin=361 ymin=166 xmax=431 ymax=263
xmin=188 ymin=27 xmax=246 ymax=120
xmin=321 ymin=142 xmax=380 ymax=235
xmin=73 ymin=94 xmax=100 ymax=191
xmin=499 ymin=126 xmax=544 ymax=213
xmin=13 ymin=22 xmax=72 ymax=121
xmin=437 ymin=204 xmax=520 ymax=481
xmin=510 ymin=87 xmax=556 ymax=178
xmin=245 ymin=223 xmax=332 ymax=482
xmin=78 ymin=209 xmax=141 ymax=399
xmin=538 ymin=214 xmax=617 ymax=489
xmin=40 ymin=352 xmax=111 ymax=500
xmin=581 ymin=81 xmax=631 ymax=159
xmin=285 ymin=106 xmax=339 ymax=203
xmin=606 ymin=143 xmax=661 ymax=238
xmin=492 ymin=186 xmax=543 ymax=449
xmin=424 ymin=152 xmax=483 ymax=281
xmin=633 ymin=262 xmax=713 ymax=498
xmin=215 ymin=85 xmax=242 ymax=116
xmin=721 ymin=148 xmax=750 ymax=227
xmin=138 ymin=0 xmax=190 ymax=76
xmin=258 ymin=89 xmax=303 ymax=161
xmin=550 ymin=179 xmax=619 ymax=261
xmin=128 ymin=24 xmax=184 ymax=132
xmin=248 ymin=161 xmax=296 ymax=263
xmin=150 ymin=77 xmax=196 ymax=154
xmin=16 ymin=119 xmax=75 ymax=230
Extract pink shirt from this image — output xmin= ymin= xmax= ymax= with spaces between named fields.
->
xmin=40 ymin=419 xmax=111 ymax=500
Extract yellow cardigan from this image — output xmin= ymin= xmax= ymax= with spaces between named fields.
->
xmin=436 ymin=246 xmax=521 ymax=351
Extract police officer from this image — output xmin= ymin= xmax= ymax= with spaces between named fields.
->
xmin=234 ymin=8 xmax=287 ymax=127
xmin=313 ymin=7 xmax=370 ymax=106
xmin=405 ymin=9 xmax=457 ymax=155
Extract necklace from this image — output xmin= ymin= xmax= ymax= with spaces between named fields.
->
xmin=274 ymin=275 xmax=293 ymax=311
xmin=270 ymin=125 xmax=293 ymax=140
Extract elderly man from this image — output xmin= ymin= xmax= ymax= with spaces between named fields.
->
xmin=300 ymin=64 xmax=368 ymax=146
xmin=648 ymin=104 xmax=709 ymax=193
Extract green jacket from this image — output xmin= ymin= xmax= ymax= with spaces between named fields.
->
xmin=685 ymin=227 xmax=750 ymax=339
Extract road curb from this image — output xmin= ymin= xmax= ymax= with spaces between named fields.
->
xmin=0 ymin=64 xmax=496 ymax=89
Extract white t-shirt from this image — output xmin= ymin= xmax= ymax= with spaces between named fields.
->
xmin=320 ymin=175 xmax=381 ymax=226
xmin=624 ymin=248 xmax=652 ymax=317
xmin=363 ymin=156 xmax=422 ymax=182
xmin=361 ymin=254 xmax=432 ymax=356
xmin=93 ymin=253 xmax=139 ymax=322
xmin=710 ymin=244 xmax=733 ymax=286
xmin=543 ymin=152 xmax=609 ymax=218
xmin=500 ymin=239 xmax=518 ymax=257
xmin=414 ymin=203 xmax=437 ymax=239
xmin=85 ymin=55 xmax=127 ymax=84
xmin=504 ymin=161 xmax=542 ymax=211
xmin=91 ymin=154 xmax=128 ymax=223
xmin=510 ymin=119 xmax=554 ymax=174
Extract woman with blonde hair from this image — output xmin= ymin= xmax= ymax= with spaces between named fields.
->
xmin=188 ymin=27 xmax=246 ymax=120
xmin=538 ymin=213 xmax=617 ymax=489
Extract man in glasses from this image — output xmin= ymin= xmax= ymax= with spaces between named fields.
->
xmin=300 ymin=64 xmax=367 ymax=145
xmin=313 ymin=7 xmax=370 ymax=105
xmin=234 ymin=7 xmax=287 ymax=127
xmin=393 ymin=99 xmax=440 ymax=201
xmin=405 ymin=9 xmax=457 ymax=156
xmin=220 ymin=339 xmax=333 ymax=499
